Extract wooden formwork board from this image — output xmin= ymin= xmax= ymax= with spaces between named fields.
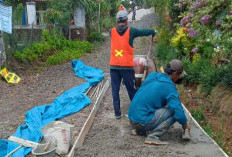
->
xmin=68 ymin=78 xmax=110 ymax=157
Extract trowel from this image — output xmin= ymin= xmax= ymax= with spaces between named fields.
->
xmin=182 ymin=129 xmax=191 ymax=141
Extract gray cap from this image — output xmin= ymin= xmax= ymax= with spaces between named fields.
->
xmin=169 ymin=59 xmax=186 ymax=74
xmin=116 ymin=10 xmax=128 ymax=22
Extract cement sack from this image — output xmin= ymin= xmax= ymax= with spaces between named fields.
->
xmin=41 ymin=121 xmax=74 ymax=155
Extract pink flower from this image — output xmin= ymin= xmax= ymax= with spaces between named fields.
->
xmin=199 ymin=15 xmax=211 ymax=25
xmin=216 ymin=20 xmax=221 ymax=26
xmin=191 ymin=48 xmax=198 ymax=54
xmin=188 ymin=28 xmax=199 ymax=38
xmin=229 ymin=10 xmax=232 ymax=15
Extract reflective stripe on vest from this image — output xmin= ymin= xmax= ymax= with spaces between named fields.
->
xmin=109 ymin=27 xmax=134 ymax=66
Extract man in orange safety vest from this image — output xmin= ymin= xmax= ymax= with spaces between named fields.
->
xmin=109 ymin=10 xmax=156 ymax=119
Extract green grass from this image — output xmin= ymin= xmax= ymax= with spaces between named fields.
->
xmin=191 ymin=103 xmax=229 ymax=156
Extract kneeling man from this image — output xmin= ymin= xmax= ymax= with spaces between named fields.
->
xmin=128 ymin=59 xmax=190 ymax=145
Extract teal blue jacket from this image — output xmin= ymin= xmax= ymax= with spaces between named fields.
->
xmin=128 ymin=72 xmax=187 ymax=126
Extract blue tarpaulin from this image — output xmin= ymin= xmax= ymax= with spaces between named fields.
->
xmin=0 ymin=60 xmax=104 ymax=157
xmin=72 ymin=59 xmax=104 ymax=86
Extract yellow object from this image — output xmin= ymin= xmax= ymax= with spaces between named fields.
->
xmin=160 ymin=66 xmax=164 ymax=73
xmin=132 ymin=20 xmax=136 ymax=24
xmin=192 ymin=53 xmax=201 ymax=64
xmin=0 ymin=68 xmax=21 ymax=84
xmin=115 ymin=49 xmax=123 ymax=57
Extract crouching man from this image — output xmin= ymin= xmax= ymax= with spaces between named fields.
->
xmin=128 ymin=59 xmax=190 ymax=145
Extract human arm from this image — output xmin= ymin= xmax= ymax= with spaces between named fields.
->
xmin=129 ymin=27 xmax=156 ymax=47
xmin=166 ymin=87 xmax=188 ymax=126
xmin=130 ymin=27 xmax=156 ymax=38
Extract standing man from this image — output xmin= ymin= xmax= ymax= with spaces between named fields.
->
xmin=128 ymin=59 xmax=190 ymax=145
xmin=109 ymin=10 xmax=155 ymax=119
xmin=130 ymin=1 xmax=136 ymax=24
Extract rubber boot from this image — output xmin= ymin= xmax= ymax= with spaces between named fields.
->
xmin=144 ymin=122 xmax=171 ymax=145
xmin=182 ymin=129 xmax=191 ymax=140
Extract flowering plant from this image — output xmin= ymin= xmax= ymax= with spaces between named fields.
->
xmin=199 ymin=15 xmax=212 ymax=25
xmin=171 ymin=28 xmax=193 ymax=58
xmin=188 ymin=28 xmax=199 ymax=37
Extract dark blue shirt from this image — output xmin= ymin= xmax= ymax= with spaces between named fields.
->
xmin=128 ymin=72 xmax=187 ymax=126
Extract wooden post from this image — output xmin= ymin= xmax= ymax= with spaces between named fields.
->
xmin=98 ymin=0 xmax=101 ymax=33
xmin=0 ymin=31 xmax=6 ymax=68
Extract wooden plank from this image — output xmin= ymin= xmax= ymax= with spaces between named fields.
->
xmin=68 ymin=78 xmax=110 ymax=157
xmin=8 ymin=136 xmax=39 ymax=148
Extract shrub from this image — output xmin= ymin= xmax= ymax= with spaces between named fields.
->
xmin=155 ymin=39 xmax=177 ymax=65
xmin=101 ymin=17 xmax=115 ymax=31
xmin=46 ymin=49 xmax=84 ymax=65
xmin=199 ymin=64 xmax=220 ymax=94
xmin=219 ymin=64 xmax=232 ymax=88
xmin=13 ymin=30 xmax=92 ymax=65
xmin=88 ymin=31 xmax=104 ymax=42
xmin=183 ymin=58 xmax=223 ymax=94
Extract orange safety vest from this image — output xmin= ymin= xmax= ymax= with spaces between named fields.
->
xmin=109 ymin=27 xmax=134 ymax=67
xmin=119 ymin=6 xmax=124 ymax=11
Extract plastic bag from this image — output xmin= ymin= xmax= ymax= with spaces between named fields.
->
xmin=41 ymin=121 xmax=74 ymax=155
xmin=133 ymin=57 xmax=147 ymax=74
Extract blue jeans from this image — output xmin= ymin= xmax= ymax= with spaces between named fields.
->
xmin=110 ymin=69 xmax=137 ymax=117
xmin=135 ymin=107 xmax=176 ymax=138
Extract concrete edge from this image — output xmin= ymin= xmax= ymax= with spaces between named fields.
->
xmin=67 ymin=78 xmax=110 ymax=157
xmin=182 ymin=103 xmax=229 ymax=157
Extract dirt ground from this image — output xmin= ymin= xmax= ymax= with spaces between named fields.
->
xmin=0 ymin=9 xmax=227 ymax=157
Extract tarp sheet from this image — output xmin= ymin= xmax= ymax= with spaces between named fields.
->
xmin=0 ymin=59 xmax=104 ymax=157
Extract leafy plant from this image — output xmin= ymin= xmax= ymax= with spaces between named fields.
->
xmin=13 ymin=30 xmax=92 ymax=65
xmin=156 ymin=39 xmax=177 ymax=65
xmin=191 ymin=103 xmax=205 ymax=123
xmin=88 ymin=31 xmax=104 ymax=42
xmin=101 ymin=17 xmax=115 ymax=31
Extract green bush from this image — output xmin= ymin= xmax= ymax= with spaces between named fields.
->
xmin=88 ymin=31 xmax=104 ymax=42
xmin=183 ymin=59 xmax=221 ymax=94
xmin=219 ymin=64 xmax=232 ymax=88
xmin=101 ymin=17 xmax=115 ymax=31
xmin=13 ymin=30 xmax=92 ymax=65
xmin=183 ymin=59 xmax=210 ymax=84
xmin=155 ymin=39 xmax=177 ymax=65
xmin=46 ymin=49 xmax=84 ymax=65
xmin=199 ymin=65 xmax=220 ymax=94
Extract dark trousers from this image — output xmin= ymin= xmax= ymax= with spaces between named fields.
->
xmin=110 ymin=69 xmax=137 ymax=116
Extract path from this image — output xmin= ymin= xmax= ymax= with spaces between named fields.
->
xmin=75 ymin=10 xmax=227 ymax=157
xmin=0 ymin=8 xmax=228 ymax=157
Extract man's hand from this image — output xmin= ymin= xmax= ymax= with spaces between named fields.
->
xmin=182 ymin=124 xmax=190 ymax=130
xmin=182 ymin=124 xmax=191 ymax=141
xmin=152 ymin=29 xmax=156 ymax=37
